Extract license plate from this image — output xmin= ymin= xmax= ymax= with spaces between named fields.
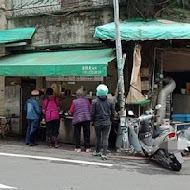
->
xmin=174 ymin=152 xmax=184 ymax=164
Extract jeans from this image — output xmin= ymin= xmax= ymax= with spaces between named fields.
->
xmin=74 ymin=121 xmax=90 ymax=149
xmin=95 ymin=125 xmax=111 ymax=155
xmin=26 ymin=119 xmax=39 ymax=145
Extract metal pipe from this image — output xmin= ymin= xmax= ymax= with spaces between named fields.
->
xmin=156 ymin=78 xmax=176 ymax=124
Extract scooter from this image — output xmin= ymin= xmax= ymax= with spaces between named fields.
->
xmin=124 ymin=105 xmax=187 ymax=171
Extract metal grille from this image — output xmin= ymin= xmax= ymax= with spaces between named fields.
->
xmin=10 ymin=0 xmax=127 ymax=17
xmin=12 ymin=0 xmax=60 ymax=9
xmin=11 ymin=0 xmax=128 ymax=10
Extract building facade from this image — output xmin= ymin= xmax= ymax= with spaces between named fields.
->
xmin=0 ymin=0 xmax=190 ymax=139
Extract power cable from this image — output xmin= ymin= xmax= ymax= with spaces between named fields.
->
xmin=134 ymin=0 xmax=172 ymax=6
xmin=42 ymin=1 xmax=90 ymax=17
xmin=154 ymin=0 xmax=176 ymax=17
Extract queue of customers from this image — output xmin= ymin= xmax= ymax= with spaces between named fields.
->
xmin=24 ymin=84 xmax=115 ymax=160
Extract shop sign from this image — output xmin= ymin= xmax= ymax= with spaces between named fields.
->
xmin=46 ymin=76 xmax=103 ymax=81
xmin=82 ymin=66 xmax=102 ymax=75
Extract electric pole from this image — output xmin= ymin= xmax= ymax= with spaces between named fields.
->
xmin=113 ymin=0 xmax=129 ymax=150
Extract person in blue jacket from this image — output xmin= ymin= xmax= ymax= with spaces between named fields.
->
xmin=24 ymin=89 xmax=41 ymax=146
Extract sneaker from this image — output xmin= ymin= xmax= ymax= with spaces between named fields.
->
xmin=29 ymin=143 xmax=38 ymax=146
xmin=86 ymin=148 xmax=91 ymax=153
xmin=75 ymin=148 xmax=81 ymax=153
xmin=55 ymin=144 xmax=60 ymax=148
xmin=92 ymin=151 xmax=102 ymax=157
xmin=101 ymin=154 xmax=107 ymax=160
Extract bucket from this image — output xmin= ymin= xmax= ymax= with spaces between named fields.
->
xmin=181 ymin=88 xmax=186 ymax=95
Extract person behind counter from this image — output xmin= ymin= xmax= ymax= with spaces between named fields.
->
xmin=69 ymin=88 xmax=91 ymax=153
xmin=25 ymin=89 xmax=41 ymax=146
xmin=42 ymin=88 xmax=61 ymax=148
xmin=91 ymin=84 xmax=115 ymax=160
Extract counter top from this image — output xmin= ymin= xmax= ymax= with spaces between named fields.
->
xmin=64 ymin=116 xmax=73 ymax=119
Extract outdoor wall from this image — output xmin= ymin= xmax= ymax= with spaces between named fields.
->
xmin=7 ymin=8 xmax=114 ymax=46
xmin=163 ymin=50 xmax=190 ymax=72
xmin=0 ymin=0 xmax=7 ymax=115
xmin=0 ymin=0 xmax=7 ymax=30
xmin=0 ymin=77 xmax=5 ymax=115
xmin=5 ymin=0 xmax=190 ymax=47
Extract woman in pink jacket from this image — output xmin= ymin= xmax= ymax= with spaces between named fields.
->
xmin=42 ymin=88 xmax=61 ymax=148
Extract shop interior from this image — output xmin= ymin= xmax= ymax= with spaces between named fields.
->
xmin=161 ymin=49 xmax=190 ymax=121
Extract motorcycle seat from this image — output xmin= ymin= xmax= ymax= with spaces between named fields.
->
xmin=152 ymin=129 xmax=164 ymax=138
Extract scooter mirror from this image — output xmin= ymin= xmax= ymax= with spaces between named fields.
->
xmin=155 ymin=104 xmax=162 ymax=110
xmin=128 ymin=110 xmax=134 ymax=116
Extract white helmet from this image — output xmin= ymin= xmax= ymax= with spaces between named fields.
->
xmin=96 ymin=84 xmax=108 ymax=96
xmin=31 ymin=89 xmax=39 ymax=96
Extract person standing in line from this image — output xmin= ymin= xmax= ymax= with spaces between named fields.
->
xmin=91 ymin=84 xmax=115 ymax=160
xmin=25 ymin=89 xmax=41 ymax=146
xmin=69 ymin=88 xmax=91 ymax=153
xmin=42 ymin=88 xmax=61 ymax=148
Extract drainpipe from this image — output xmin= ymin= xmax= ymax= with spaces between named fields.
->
xmin=156 ymin=78 xmax=176 ymax=125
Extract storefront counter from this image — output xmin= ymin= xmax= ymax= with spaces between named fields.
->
xmin=58 ymin=117 xmax=96 ymax=145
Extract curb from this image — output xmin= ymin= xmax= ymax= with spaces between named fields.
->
xmin=1 ymin=143 xmax=190 ymax=161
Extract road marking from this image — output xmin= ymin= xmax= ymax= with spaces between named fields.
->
xmin=0 ymin=184 xmax=18 ymax=189
xmin=0 ymin=152 xmax=113 ymax=167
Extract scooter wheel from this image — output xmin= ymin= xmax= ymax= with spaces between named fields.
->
xmin=171 ymin=158 xmax=182 ymax=172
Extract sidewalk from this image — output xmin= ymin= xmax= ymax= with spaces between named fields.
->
xmin=0 ymin=136 xmax=190 ymax=161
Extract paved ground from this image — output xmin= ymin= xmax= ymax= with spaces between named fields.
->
xmin=0 ymin=137 xmax=190 ymax=190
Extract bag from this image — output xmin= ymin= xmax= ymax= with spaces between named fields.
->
xmin=42 ymin=97 xmax=59 ymax=122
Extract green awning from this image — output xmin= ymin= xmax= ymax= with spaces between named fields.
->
xmin=0 ymin=28 xmax=36 ymax=44
xmin=94 ymin=18 xmax=190 ymax=41
xmin=0 ymin=49 xmax=114 ymax=77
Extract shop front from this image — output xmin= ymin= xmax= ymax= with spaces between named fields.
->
xmin=0 ymin=48 xmax=115 ymax=145
xmin=94 ymin=18 xmax=190 ymax=113
xmin=94 ymin=18 xmax=190 ymax=145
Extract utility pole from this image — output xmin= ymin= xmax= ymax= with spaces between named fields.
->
xmin=113 ymin=0 xmax=129 ymax=150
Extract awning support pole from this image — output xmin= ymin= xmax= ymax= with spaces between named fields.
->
xmin=113 ymin=0 xmax=130 ymax=149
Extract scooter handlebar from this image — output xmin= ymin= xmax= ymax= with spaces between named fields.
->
xmin=138 ymin=114 xmax=154 ymax=122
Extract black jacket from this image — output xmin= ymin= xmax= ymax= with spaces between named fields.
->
xmin=91 ymin=96 xmax=115 ymax=126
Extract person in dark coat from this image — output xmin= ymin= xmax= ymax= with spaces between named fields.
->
xmin=91 ymin=84 xmax=115 ymax=160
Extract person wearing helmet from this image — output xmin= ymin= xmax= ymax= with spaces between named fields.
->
xmin=91 ymin=84 xmax=115 ymax=160
xmin=24 ymin=89 xmax=41 ymax=146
